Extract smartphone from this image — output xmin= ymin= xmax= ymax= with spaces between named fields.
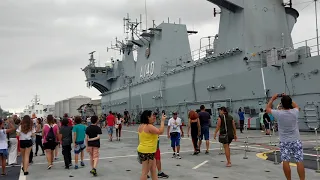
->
xmin=277 ymin=94 xmax=283 ymax=97
xmin=162 ymin=110 xmax=166 ymax=115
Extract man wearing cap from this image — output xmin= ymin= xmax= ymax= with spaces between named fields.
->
xmin=167 ymin=112 xmax=184 ymax=159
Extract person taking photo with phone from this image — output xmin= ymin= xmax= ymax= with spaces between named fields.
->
xmin=266 ymin=93 xmax=305 ymax=180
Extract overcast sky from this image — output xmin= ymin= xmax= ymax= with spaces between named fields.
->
xmin=0 ymin=0 xmax=318 ymax=113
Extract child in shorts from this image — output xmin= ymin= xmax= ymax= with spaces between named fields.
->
xmin=86 ymin=116 xmax=102 ymax=176
xmin=72 ymin=116 xmax=86 ymax=169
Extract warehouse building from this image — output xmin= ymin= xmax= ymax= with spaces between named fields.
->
xmin=54 ymin=95 xmax=91 ymax=117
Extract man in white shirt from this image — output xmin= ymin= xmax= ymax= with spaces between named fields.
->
xmin=167 ymin=112 xmax=184 ymax=159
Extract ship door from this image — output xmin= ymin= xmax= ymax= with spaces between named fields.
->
xmin=212 ymin=102 xmax=227 ymax=127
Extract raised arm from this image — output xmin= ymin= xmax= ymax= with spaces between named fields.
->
xmin=149 ymin=114 xmax=166 ymax=135
xmin=5 ymin=120 xmax=16 ymax=134
xmin=266 ymin=94 xmax=279 ymax=114
xmin=292 ymin=101 xmax=299 ymax=110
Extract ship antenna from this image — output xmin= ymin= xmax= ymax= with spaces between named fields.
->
xmin=315 ymin=0 xmax=320 ymax=55
xmin=31 ymin=94 xmax=40 ymax=105
xmin=145 ymin=0 xmax=148 ymax=30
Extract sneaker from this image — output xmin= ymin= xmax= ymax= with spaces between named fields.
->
xmin=69 ymin=163 xmax=72 ymax=167
xmin=205 ymin=151 xmax=209 ymax=155
xmin=158 ymin=172 xmax=169 ymax=178
xmin=80 ymin=161 xmax=85 ymax=167
xmin=74 ymin=165 xmax=79 ymax=169
xmin=40 ymin=153 xmax=45 ymax=156
xmin=90 ymin=168 xmax=97 ymax=176
xmin=65 ymin=166 xmax=69 ymax=169
xmin=47 ymin=164 xmax=53 ymax=170
xmin=176 ymin=154 xmax=181 ymax=159
xmin=172 ymin=153 xmax=176 ymax=158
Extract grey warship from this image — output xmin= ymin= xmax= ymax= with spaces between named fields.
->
xmin=83 ymin=0 xmax=320 ymax=131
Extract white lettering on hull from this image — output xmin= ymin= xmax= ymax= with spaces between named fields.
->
xmin=140 ymin=61 xmax=155 ymax=79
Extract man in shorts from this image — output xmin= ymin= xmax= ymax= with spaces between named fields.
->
xmin=266 ymin=94 xmax=305 ymax=180
xmin=198 ymin=105 xmax=211 ymax=154
xmin=167 ymin=112 xmax=184 ymax=159
xmin=86 ymin=116 xmax=102 ymax=176
xmin=105 ymin=111 xmax=115 ymax=141
xmin=147 ymin=137 xmax=169 ymax=179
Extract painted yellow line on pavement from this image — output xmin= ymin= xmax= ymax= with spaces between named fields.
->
xmin=256 ymin=151 xmax=297 ymax=167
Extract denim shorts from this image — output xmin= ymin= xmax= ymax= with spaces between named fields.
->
xmin=107 ymin=126 xmax=113 ymax=134
xmin=170 ymin=132 xmax=181 ymax=148
xmin=74 ymin=141 xmax=86 ymax=154
xmin=199 ymin=126 xmax=210 ymax=141
xmin=0 ymin=149 xmax=8 ymax=158
xmin=279 ymin=140 xmax=303 ymax=162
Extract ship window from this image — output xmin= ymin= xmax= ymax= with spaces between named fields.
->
xmin=91 ymin=74 xmax=95 ymax=78
xmin=40 ymin=110 xmax=42 ymax=114
xmin=36 ymin=110 xmax=38 ymax=114
xmin=102 ymin=70 xmax=106 ymax=73
xmin=91 ymin=69 xmax=95 ymax=73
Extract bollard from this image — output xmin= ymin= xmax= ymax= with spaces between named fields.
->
xmin=315 ymin=128 xmax=320 ymax=173
xmin=219 ymin=143 xmax=224 ymax=155
xmin=274 ymin=150 xmax=280 ymax=165
xmin=243 ymin=137 xmax=248 ymax=159
xmin=244 ymin=123 xmax=248 ymax=132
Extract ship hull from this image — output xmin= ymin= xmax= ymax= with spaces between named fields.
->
xmin=102 ymin=54 xmax=320 ymax=131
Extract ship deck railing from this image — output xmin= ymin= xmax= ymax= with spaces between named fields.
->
xmin=293 ymin=36 xmax=320 ymax=57
xmin=163 ymin=44 xmax=215 ymax=69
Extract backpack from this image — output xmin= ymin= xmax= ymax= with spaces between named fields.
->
xmin=46 ymin=125 xmax=56 ymax=143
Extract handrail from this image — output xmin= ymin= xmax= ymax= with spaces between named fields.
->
xmin=293 ymin=36 xmax=320 ymax=56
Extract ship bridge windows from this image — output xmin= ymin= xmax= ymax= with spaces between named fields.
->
xmin=91 ymin=74 xmax=95 ymax=78
xmin=90 ymin=69 xmax=107 ymax=74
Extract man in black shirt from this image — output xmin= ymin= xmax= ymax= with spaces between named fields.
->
xmin=198 ymin=105 xmax=211 ymax=154
xmin=86 ymin=116 xmax=102 ymax=176
xmin=263 ymin=111 xmax=271 ymax=135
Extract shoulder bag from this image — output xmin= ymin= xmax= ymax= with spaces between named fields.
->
xmin=218 ymin=114 xmax=229 ymax=144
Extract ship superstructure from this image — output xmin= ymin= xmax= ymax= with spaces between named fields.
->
xmin=83 ymin=0 xmax=320 ymax=130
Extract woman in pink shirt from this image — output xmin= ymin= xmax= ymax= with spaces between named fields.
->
xmin=42 ymin=115 xmax=59 ymax=170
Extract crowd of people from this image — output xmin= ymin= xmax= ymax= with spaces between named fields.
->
xmin=0 ymin=94 xmax=306 ymax=180
xmin=136 ymin=94 xmax=305 ymax=180
xmin=0 ymin=113 xmax=103 ymax=177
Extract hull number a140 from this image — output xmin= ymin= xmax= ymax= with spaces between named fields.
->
xmin=140 ymin=61 xmax=155 ymax=79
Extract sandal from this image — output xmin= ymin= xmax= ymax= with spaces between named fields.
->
xmin=226 ymin=163 xmax=232 ymax=167
xmin=1 ymin=173 xmax=7 ymax=176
